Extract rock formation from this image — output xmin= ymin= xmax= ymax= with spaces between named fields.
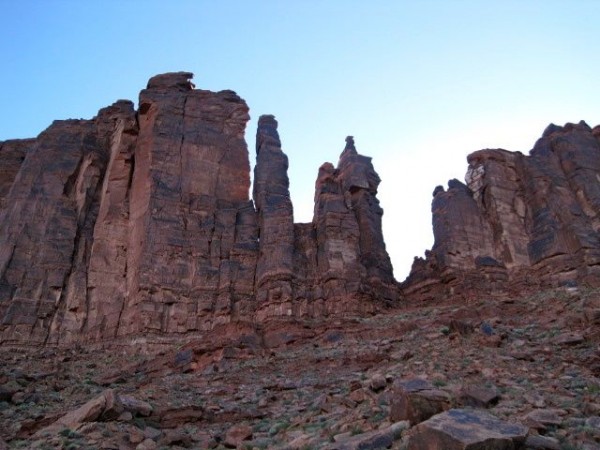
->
xmin=0 ymin=72 xmax=397 ymax=345
xmin=312 ymin=136 xmax=396 ymax=305
xmin=253 ymin=115 xmax=294 ymax=318
xmin=403 ymin=120 xmax=600 ymax=301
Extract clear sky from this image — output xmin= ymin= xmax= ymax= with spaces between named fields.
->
xmin=1 ymin=0 xmax=598 ymax=280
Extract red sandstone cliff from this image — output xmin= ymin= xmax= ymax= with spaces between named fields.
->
xmin=4 ymin=71 xmax=600 ymax=345
xmin=402 ymin=120 xmax=600 ymax=301
xmin=0 ymin=72 xmax=397 ymax=345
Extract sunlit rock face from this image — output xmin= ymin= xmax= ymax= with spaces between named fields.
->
xmin=403 ymin=121 xmax=600 ymax=302
xmin=0 ymin=72 xmax=398 ymax=345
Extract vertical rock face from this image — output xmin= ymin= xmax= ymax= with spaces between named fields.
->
xmin=0 ymin=106 xmax=128 ymax=344
xmin=253 ymin=115 xmax=294 ymax=317
xmin=0 ymin=72 xmax=398 ymax=345
xmin=312 ymin=137 xmax=396 ymax=307
xmin=51 ymin=101 xmax=139 ymax=344
xmin=79 ymin=101 xmax=139 ymax=343
xmin=120 ymin=72 xmax=257 ymax=337
xmin=430 ymin=179 xmax=495 ymax=270
xmin=0 ymin=139 xmax=32 ymax=208
xmin=252 ymin=125 xmax=399 ymax=320
xmin=403 ymin=121 xmax=600 ymax=301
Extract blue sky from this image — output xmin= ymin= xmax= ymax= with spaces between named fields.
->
xmin=1 ymin=0 xmax=598 ymax=279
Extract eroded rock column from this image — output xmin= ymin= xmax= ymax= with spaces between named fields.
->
xmin=313 ymin=137 xmax=397 ymax=309
xmin=253 ymin=115 xmax=294 ymax=319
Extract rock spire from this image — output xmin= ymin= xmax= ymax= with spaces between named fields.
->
xmin=0 ymin=72 xmax=398 ymax=345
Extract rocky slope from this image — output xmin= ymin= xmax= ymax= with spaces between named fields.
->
xmin=1 ymin=72 xmax=600 ymax=449
xmin=402 ymin=121 xmax=600 ymax=302
xmin=0 ymin=72 xmax=397 ymax=346
xmin=0 ymin=286 xmax=598 ymax=449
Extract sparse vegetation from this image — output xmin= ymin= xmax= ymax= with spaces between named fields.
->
xmin=1 ymin=288 xmax=598 ymax=449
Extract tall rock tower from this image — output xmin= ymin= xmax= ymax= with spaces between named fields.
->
xmin=0 ymin=72 xmax=399 ymax=346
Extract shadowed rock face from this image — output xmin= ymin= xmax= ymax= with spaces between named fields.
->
xmin=0 ymin=72 xmax=398 ymax=345
xmin=403 ymin=120 xmax=600 ymax=302
xmin=0 ymin=139 xmax=32 ymax=208
xmin=253 ymin=115 xmax=295 ymax=317
xmin=312 ymin=137 xmax=396 ymax=304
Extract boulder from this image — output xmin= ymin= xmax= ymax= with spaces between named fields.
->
xmin=119 ymin=394 xmax=153 ymax=417
xmin=459 ymin=384 xmax=499 ymax=408
xmin=524 ymin=434 xmax=560 ymax=450
xmin=390 ymin=378 xmax=452 ymax=425
xmin=223 ymin=423 xmax=253 ymax=448
xmin=329 ymin=421 xmax=409 ymax=450
xmin=154 ymin=405 xmax=206 ymax=428
xmin=523 ymin=408 xmax=566 ymax=429
xmin=35 ymin=389 xmax=123 ymax=435
xmin=408 ymin=409 xmax=528 ymax=450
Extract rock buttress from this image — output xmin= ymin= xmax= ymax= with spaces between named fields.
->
xmin=58 ymin=101 xmax=139 ymax=343
xmin=0 ymin=106 xmax=126 ymax=344
xmin=403 ymin=121 xmax=600 ymax=302
xmin=0 ymin=72 xmax=400 ymax=345
xmin=118 ymin=72 xmax=258 ymax=336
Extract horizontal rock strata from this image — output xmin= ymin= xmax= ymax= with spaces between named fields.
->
xmin=0 ymin=72 xmax=398 ymax=345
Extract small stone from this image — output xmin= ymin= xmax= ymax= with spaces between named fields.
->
xmin=129 ymin=427 xmax=145 ymax=444
xmin=333 ymin=421 xmax=408 ymax=450
xmin=119 ymin=394 xmax=153 ymax=417
xmin=190 ymin=431 xmax=217 ymax=448
xmin=11 ymin=391 xmax=25 ymax=404
xmin=286 ymin=433 xmax=313 ymax=448
xmin=449 ymin=319 xmax=474 ymax=336
xmin=349 ymin=388 xmax=367 ymax=404
xmin=584 ymin=307 xmax=600 ymax=324
xmin=333 ymin=431 xmax=352 ymax=442
xmin=143 ymin=426 xmax=162 ymax=440
xmin=224 ymin=423 xmax=253 ymax=448
xmin=524 ymin=393 xmax=547 ymax=408
xmin=554 ymin=332 xmax=585 ymax=346
xmin=525 ymin=434 xmax=561 ymax=450
xmin=459 ymin=384 xmax=499 ymax=408
xmin=524 ymin=408 xmax=566 ymax=427
xmin=173 ymin=349 xmax=194 ymax=371
xmin=369 ymin=374 xmax=387 ymax=392
xmin=391 ymin=349 xmax=414 ymax=361
xmin=480 ymin=322 xmax=494 ymax=336
xmin=100 ymin=439 xmax=120 ymax=449
xmin=481 ymin=334 xmax=503 ymax=347
xmin=160 ymin=429 xmax=192 ymax=447
xmin=118 ymin=411 xmax=133 ymax=421
xmin=586 ymin=416 xmax=600 ymax=429
xmin=136 ymin=438 xmax=157 ymax=450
